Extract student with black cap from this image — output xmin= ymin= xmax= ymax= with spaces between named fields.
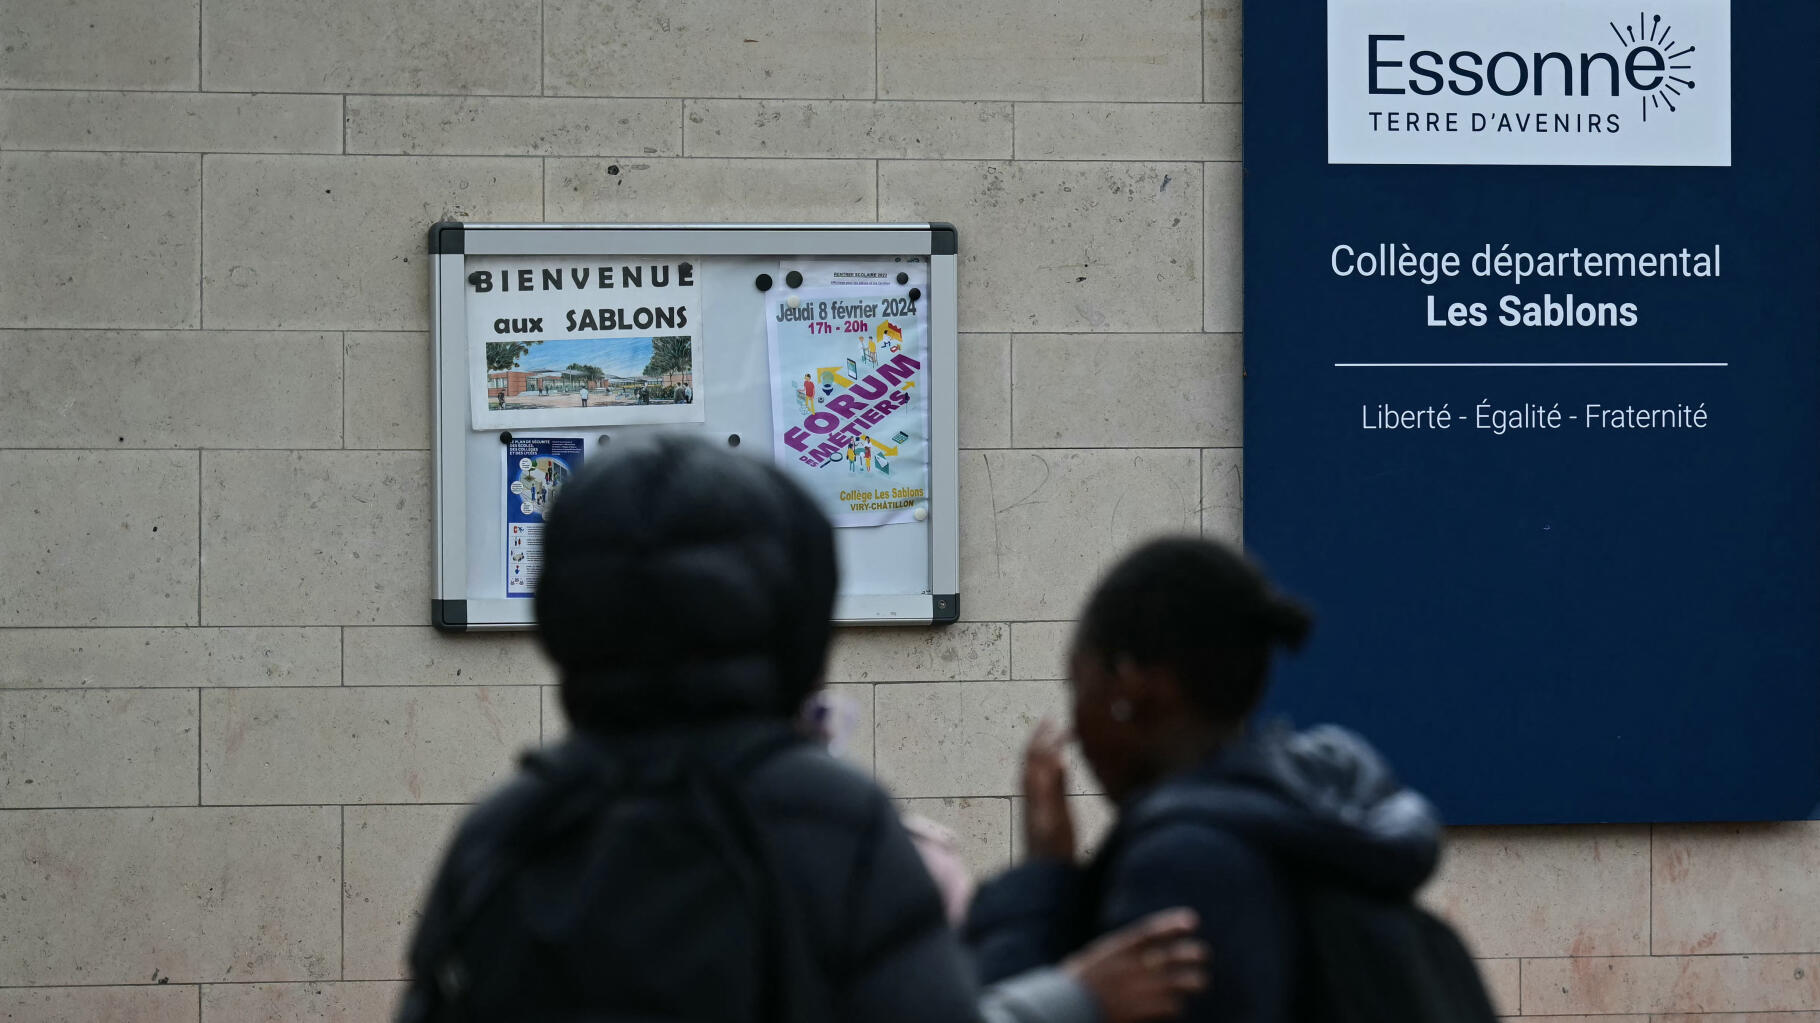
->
xmin=399 ymin=436 xmax=1206 ymax=1023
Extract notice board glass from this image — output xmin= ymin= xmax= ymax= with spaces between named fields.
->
xmin=430 ymin=222 xmax=960 ymax=631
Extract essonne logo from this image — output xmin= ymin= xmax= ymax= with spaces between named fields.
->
xmin=1365 ymin=12 xmax=1696 ymax=124
xmin=1327 ymin=2 xmax=1727 ymax=166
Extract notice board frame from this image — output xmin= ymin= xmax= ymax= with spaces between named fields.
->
xmin=429 ymin=222 xmax=961 ymax=632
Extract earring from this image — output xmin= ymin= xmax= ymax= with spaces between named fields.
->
xmin=1109 ymin=699 xmax=1133 ymax=723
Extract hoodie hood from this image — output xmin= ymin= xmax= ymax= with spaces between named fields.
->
xmin=1130 ymin=722 xmax=1442 ymax=897
xmin=536 ymin=436 xmax=838 ymax=733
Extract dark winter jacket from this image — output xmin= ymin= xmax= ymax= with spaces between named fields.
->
xmin=399 ymin=718 xmax=1097 ymax=1023
xmin=967 ymin=724 xmax=1443 ymax=1023
xmin=398 ymin=718 xmax=982 ymax=1023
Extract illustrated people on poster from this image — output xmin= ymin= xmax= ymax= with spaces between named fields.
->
xmin=766 ymin=275 xmax=928 ymax=528
xmin=512 ymin=456 xmax=574 ymax=519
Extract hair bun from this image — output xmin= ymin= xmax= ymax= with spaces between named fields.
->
xmin=1262 ymin=596 xmax=1313 ymax=652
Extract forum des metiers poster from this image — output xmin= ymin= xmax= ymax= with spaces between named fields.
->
xmin=765 ymin=260 xmax=931 ymax=527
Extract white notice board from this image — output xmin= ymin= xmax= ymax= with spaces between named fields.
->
xmin=430 ymin=223 xmax=960 ymax=631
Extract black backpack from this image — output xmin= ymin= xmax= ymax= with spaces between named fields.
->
xmin=1289 ymin=884 xmax=1499 ymax=1023
xmin=400 ymin=730 xmax=837 ymax=1023
xmin=1121 ymin=792 xmax=1499 ymax=1023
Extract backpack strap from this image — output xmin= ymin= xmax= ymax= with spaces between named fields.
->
xmin=679 ymin=729 xmax=838 ymax=1023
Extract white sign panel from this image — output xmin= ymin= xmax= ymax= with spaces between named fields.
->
xmin=1328 ymin=0 xmax=1731 ymax=166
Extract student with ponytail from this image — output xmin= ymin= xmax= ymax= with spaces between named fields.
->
xmin=967 ymin=538 xmax=1495 ymax=1023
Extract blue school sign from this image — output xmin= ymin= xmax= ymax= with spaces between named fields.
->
xmin=1244 ymin=0 xmax=1820 ymax=824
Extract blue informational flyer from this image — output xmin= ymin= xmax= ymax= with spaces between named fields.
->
xmin=505 ymin=437 xmax=584 ymax=598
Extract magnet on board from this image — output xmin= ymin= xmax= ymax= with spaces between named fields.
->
xmin=896 ymin=272 xmax=909 ymax=285
xmin=597 ymin=434 xmax=611 ymax=446
xmin=755 ymin=274 xmax=773 ymax=291
xmin=788 ymin=295 xmax=801 ymax=308
xmin=467 ymin=271 xmax=487 ymax=286
xmin=913 ymin=505 xmax=928 ymax=522
xmin=786 ymin=270 xmax=804 ymax=288
xmin=499 ymin=431 xmax=513 ymax=444
xmin=728 ymin=434 xmax=742 ymax=448
xmin=909 ymin=287 xmax=921 ymax=302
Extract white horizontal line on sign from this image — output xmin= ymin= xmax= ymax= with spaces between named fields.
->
xmin=1333 ymin=362 xmax=1729 ymax=368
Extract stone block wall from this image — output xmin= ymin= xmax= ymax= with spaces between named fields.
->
xmin=1 ymin=0 xmax=1815 ymax=1018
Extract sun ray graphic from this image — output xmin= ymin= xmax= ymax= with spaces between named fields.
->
xmin=1635 ymin=13 xmax=1695 ymax=122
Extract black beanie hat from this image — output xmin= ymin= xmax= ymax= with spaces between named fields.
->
xmin=535 ymin=435 xmax=838 ymax=734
